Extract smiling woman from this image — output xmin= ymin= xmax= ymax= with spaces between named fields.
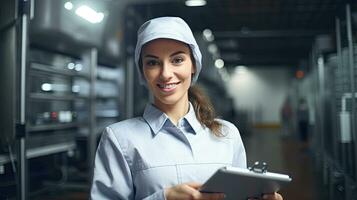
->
xmin=90 ymin=16 xmax=282 ymax=200
xmin=141 ymin=39 xmax=195 ymax=124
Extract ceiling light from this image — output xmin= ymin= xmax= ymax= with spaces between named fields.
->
xmin=208 ymin=44 xmax=218 ymax=54
xmin=203 ymin=29 xmax=212 ymax=37
xmin=74 ymin=63 xmax=83 ymax=71
xmin=296 ymin=70 xmax=304 ymax=79
xmin=215 ymin=59 xmax=224 ymax=69
xmin=75 ymin=5 xmax=104 ymax=24
xmin=64 ymin=2 xmax=73 ymax=10
xmin=185 ymin=0 xmax=206 ymax=7
xmin=67 ymin=62 xmax=75 ymax=70
xmin=203 ymin=29 xmax=214 ymax=42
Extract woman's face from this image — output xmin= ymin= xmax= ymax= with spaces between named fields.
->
xmin=141 ymin=39 xmax=195 ymax=107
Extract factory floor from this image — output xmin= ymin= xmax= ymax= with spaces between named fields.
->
xmin=31 ymin=128 xmax=322 ymax=200
xmin=243 ymin=128 xmax=322 ymax=200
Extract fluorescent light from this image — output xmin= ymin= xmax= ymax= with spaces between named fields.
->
xmin=41 ymin=83 xmax=52 ymax=91
xmin=64 ymin=2 xmax=73 ymax=10
xmin=75 ymin=5 xmax=104 ymax=24
xmin=185 ymin=0 xmax=206 ymax=7
xmin=215 ymin=59 xmax=224 ymax=69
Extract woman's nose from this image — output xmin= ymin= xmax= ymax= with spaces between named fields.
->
xmin=160 ymin=62 xmax=173 ymax=81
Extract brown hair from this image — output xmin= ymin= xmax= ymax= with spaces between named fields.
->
xmin=188 ymin=85 xmax=223 ymax=137
xmin=186 ymin=45 xmax=223 ymax=137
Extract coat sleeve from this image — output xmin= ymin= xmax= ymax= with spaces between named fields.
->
xmin=227 ymin=123 xmax=247 ymax=168
xmin=90 ymin=127 xmax=134 ymax=199
xmin=90 ymin=127 xmax=167 ymax=200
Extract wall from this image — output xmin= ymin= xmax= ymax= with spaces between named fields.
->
xmin=226 ymin=66 xmax=294 ymax=124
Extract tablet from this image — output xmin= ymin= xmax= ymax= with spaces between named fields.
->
xmin=200 ymin=166 xmax=292 ymax=200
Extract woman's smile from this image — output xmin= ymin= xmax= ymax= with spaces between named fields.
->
xmin=157 ymin=82 xmax=181 ymax=93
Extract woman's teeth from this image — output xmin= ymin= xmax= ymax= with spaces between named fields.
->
xmin=158 ymin=83 xmax=178 ymax=89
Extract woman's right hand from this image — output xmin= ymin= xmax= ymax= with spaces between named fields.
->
xmin=164 ymin=182 xmax=225 ymax=200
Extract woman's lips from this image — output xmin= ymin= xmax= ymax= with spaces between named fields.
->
xmin=157 ymin=82 xmax=180 ymax=92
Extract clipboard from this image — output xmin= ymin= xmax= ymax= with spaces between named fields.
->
xmin=200 ymin=162 xmax=292 ymax=200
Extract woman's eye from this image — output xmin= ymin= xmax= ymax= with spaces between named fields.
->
xmin=145 ymin=60 xmax=159 ymax=66
xmin=172 ymin=57 xmax=184 ymax=64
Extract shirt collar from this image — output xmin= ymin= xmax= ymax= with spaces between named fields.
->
xmin=143 ymin=103 xmax=169 ymax=136
xmin=142 ymin=102 xmax=204 ymax=136
xmin=182 ymin=102 xmax=204 ymax=135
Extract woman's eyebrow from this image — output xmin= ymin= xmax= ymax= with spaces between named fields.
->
xmin=143 ymin=54 xmax=159 ymax=59
xmin=170 ymin=51 xmax=186 ymax=57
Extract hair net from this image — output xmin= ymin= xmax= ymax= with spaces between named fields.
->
xmin=134 ymin=16 xmax=202 ymax=85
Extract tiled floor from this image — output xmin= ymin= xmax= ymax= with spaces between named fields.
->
xmin=243 ymin=128 xmax=322 ymax=200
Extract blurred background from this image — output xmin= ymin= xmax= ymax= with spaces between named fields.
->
xmin=1 ymin=0 xmax=357 ymax=199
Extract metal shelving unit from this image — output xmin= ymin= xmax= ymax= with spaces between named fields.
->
xmin=0 ymin=0 xmax=124 ymax=199
xmin=30 ymin=62 xmax=90 ymax=80
xmin=308 ymin=3 xmax=357 ymax=200
xmin=0 ymin=47 xmax=99 ymax=199
xmin=27 ymin=123 xmax=81 ymax=132
xmin=29 ymin=93 xmax=89 ymax=101
xmin=0 ymin=142 xmax=76 ymax=166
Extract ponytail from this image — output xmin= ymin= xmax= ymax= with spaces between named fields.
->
xmin=188 ymin=85 xmax=223 ymax=137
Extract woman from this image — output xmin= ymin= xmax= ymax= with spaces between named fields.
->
xmin=91 ymin=16 xmax=283 ymax=200
xmin=297 ymin=98 xmax=309 ymax=151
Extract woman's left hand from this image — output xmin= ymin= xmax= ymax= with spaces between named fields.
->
xmin=261 ymin=192 xmax=283 ymax=200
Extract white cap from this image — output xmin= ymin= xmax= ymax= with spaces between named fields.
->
xmin=134 ymin=16 xmax=202 ymax=86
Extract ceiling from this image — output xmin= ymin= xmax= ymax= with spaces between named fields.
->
xmin=127 ymin=0 xmax=354 ymax=68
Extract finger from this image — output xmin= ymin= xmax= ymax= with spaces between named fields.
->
xmin=199 ymin=192 xmax=225 ymax=200
xmin=181 ymin=184 xmax=205 ymax=199
xmin=184 ymin=183 xmax=225 ymax=200
xmin=262 ymin=192 xmax=282 ymax=200
xmin=275 ymin=193 xmax=283 ymax=200
xmin=186 ymin=182 xmax=203 ymax=189
xmin=262 ymin=194 xmax=273 ymax=199
xmin=191 ymin=190 xmax=203 ymax=199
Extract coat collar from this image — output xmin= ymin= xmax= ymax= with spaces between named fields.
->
xmin=143 ymin=102 xmax=204 ymax=136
